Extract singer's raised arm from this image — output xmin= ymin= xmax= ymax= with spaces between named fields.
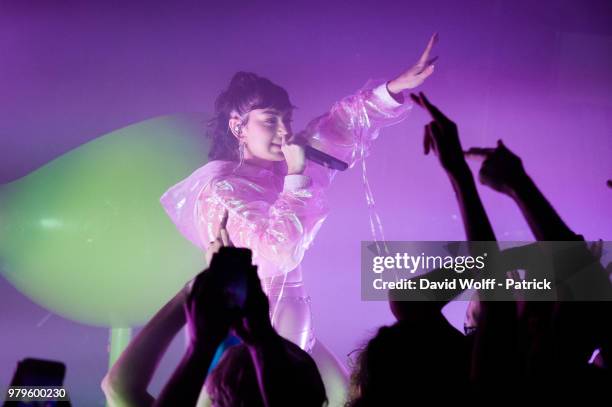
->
xmin=301 ymin=33 xmax=438 ymax=187
xmin=300 ymin=82 xmax=412 ymax=187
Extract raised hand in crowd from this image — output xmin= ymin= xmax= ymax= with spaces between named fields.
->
xmin=466 ymin=139 xmax=612 ymax=393
xmin=155 ymin=247 xmax=246 ymax=406
xmin=465 ymin=140 xmax=576 ymax=241
xmin=410 ymin=92 xmax=468 ymax=176
xmin=465 ymin=140 xmax=526 ymax=196
xmin=157 ymin=246 xmax=326 ymax=407
xmin=408 ymin=93 xmax=518 ymax=389
xmin=410 ymin=92 xmax=496 ymax=243
xmin=205 ymin=209 xmax=233 ymax=265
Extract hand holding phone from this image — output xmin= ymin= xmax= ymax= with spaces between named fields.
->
xmin=186 ymin=246 xmax=255 ymax=346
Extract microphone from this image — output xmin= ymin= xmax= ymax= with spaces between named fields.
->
xmin=304 ymin=145 xmax=349 ymax=171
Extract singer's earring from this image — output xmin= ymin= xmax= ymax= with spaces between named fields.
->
xmin=238 ymin=140 xmax=246 ymax=167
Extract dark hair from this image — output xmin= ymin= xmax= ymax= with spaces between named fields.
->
xmin=207 ymin=341 xmax=328 ymax=407
xmin=348 ymin=325 xmax=407 ymax=407
xmin=207 ymin=72 xmax=295 ymax=161
xmin=206 ymin=344 xmax=265 ymax=407
xmin=348 ymin=321 xmax=470 ymax=406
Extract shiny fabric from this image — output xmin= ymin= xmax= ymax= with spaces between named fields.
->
xmin=160 ymin=81 xmax=412 ymax=351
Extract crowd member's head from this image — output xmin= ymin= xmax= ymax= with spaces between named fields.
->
xmin=206 ymin=344 xmax=263 ymax=407
xmin=198 ymin=247 xmax=327 ymax=407
xmin=348 ymin=320 xmax=470 ymax=406
xmin=348 ymin=324 xmax=411 ymax=406
xmin=207 ymin=339 xmax=327 ymax=407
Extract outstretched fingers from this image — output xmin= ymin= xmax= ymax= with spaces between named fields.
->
xmin=417 ymin=64 xmax=436 ymax=79
xmin=423 ymin=124 xmax=433 ymax=155
xmin=417 ymin=32 xmax=439 ymax=66
xmin=411 ymin=92 xmax=449 ymax=124
xmin=423 ymin=122 xmax=444 ymax=156
xmin=410 ymin=92 xmax=424 ymax=107
xmin=218 ymin=209 xmax=233 ymax=247
xmin=418 ymin=92 xmax=447 ymax=121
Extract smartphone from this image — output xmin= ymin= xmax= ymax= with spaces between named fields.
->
xmin=210 ymin=247 xmax=251 ymax=309
xmin=3 ymin=358 xmax=70 ymax=406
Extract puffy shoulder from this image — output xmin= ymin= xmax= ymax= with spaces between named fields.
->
xmin=159 ymin=160 xmax=236 ymax=248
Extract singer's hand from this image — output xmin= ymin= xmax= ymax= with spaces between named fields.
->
xmin=387 ymin=33 xmax=438 ymax=93
xmin=281 ymin=133 xmax=307 ymax=175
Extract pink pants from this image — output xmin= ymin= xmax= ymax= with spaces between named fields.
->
xmin=265 ymin=280 xmax=316 ymax=353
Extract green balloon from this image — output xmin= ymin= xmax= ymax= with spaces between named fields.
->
xmin=0 ymin=114 xmax=209 ymax=326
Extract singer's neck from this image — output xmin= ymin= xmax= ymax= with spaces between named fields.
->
xmin=243 ymin=156 xmax=276 ymax=171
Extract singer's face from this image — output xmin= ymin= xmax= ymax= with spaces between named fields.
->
xmin=243 ymin=108 xmax=293 ymax=161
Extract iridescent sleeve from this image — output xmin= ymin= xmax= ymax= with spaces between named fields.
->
xmin=196 ymin=174 xmax=328 ymax=278
xmin=302 ymin=81 xmax=413 ymax=187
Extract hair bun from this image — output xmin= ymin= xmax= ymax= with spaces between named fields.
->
xmin=228 ymin=72 xmax=261 ymax=90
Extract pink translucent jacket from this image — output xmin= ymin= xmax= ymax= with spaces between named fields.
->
xmin=160 ymin=82 xmax=412 ymax=286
